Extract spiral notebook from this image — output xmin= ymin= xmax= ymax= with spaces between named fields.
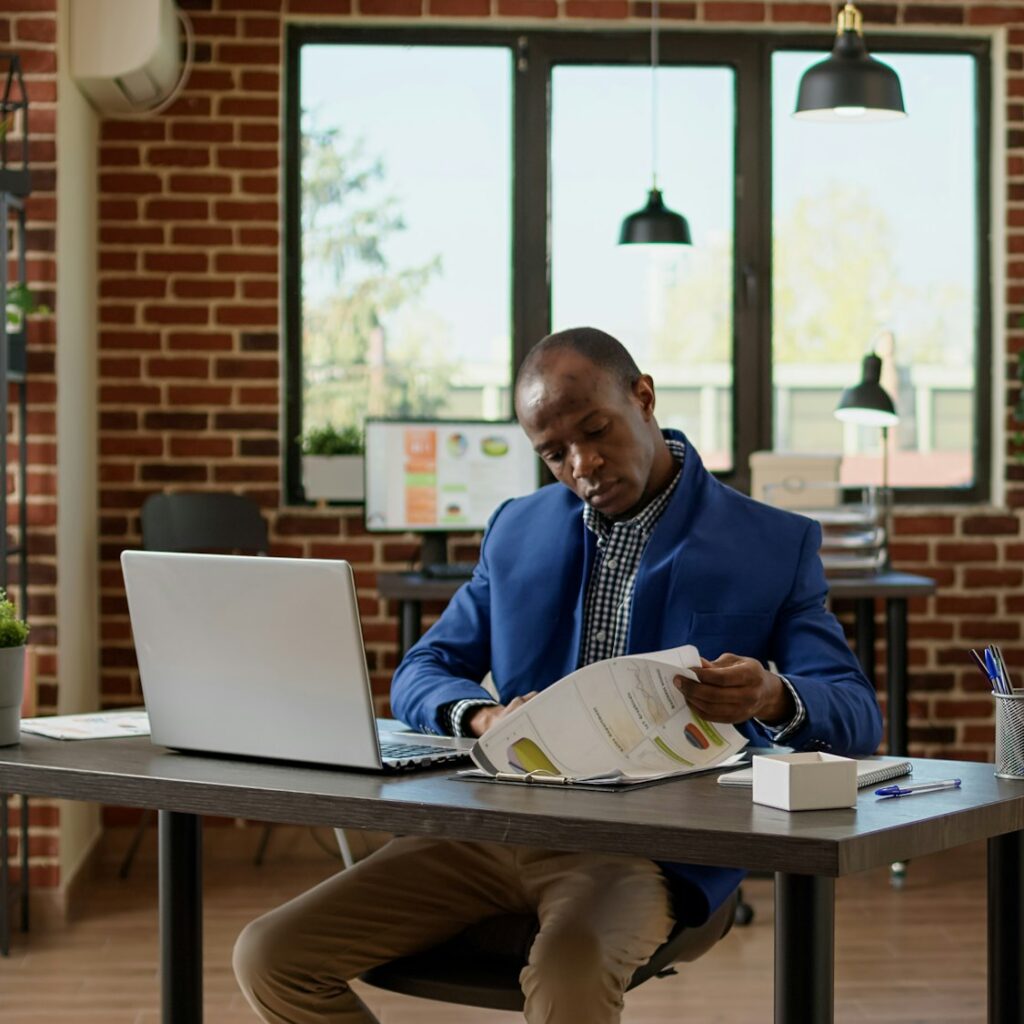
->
xmin=717 ymin=756 xmax=912 ymax=788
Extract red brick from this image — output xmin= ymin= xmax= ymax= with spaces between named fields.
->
xmin=359 ymin=0 xmax=422 ymax=12
xmin=101 ymin=226 xmax=165 ymax=245
xmin=934 ymin=699 xmax=993 ymax=720
xmin=936 ymin=596 xmax=997 ymax=615
xmin=17 ymin=48 xmax=56 ymax=74
xmin=216 ymin=148 xmax=279 ymax=170
xmin=214 ymin=200 xmax=278 ymax=221
xmin=239 ymin=227 xmax=278 ymax=246
xmin=565 ymin=0 xmax=628 ymax=14
xmin=100 ymin=385 xmax=162 ymax=404
xmin=147 ymin=357 xmax=211 ymax=379
xmin=171 ymin=226 xmax=233 ymax=245
xmin=242 ymin=280 xmax=278 ymax=300
xmin=168 ymin=173 xmax=233 ymax=194
xmin=145 ymin=199 xmax=210 ymax=220
xmin=99 ymin=304 xmax=138 ymax=325
xmin=99 ymin=356 xmax=142 ymax=378
xmin=239 ymin=123 xmax=279 ymax=144
xmin=99 ymin=173 xmax=162 ymax=194
xmin=167 ymin=331 xmax=233 ymax=352
xmin=902 ymin=4 xmax=965 ymax=24
xmin=219 ymin=97 xmax=279 ymax=118
xmin=888 ymin=542 xmax=929 ymax=562
xmin=218 ymin=43 xmax=280 ymax=64
xmin=222 ymin=0 xmax=282 ymax=9
xmin=215 ymin=464 xmax=279 ymax=483
xmin=935 ymin=542 xmax=998 ymax=562
xmin=631 ymin=1 xmax=697 ymax=16
xmin=189 ymin=13 xmax=240 ymax=35
xmin=215 ymin=305 xmax=279 ymax=326
xmin=187 ymin=69 xmax=236 ymax=91
xmin=962 ymin=514 xmax=1020 ymax=535
xmin=162 ymin=96 xmax=212 ymax=118
xmin=216 ymin=253 xmax=277 ymax=274
xmin=428 ymin=0 xmax=489 ymax=13
xmin=240 ymin=175 xmax=277 ymax=195
xmin=100 ymin=199 xmax=138 ymax=220
xmin=148 ymin=147 xmax=211 ymax=168
xmin=173 ymin=279 xmax=236 ymax=299
xmin=242 ymin=16 xmax=281 ymax=37
xmin=964 ymin=568 xmax=1024 ymax=588
xmin=143 ymin=305 xmax=210 ymax=325
xmin=100 ymin=331 xmax=161 ymax=351
xmin=100 ymin=252 xmax=137 ymax=272
xmin=703 ymin=1 xmax=766 ymax=19
xmin=143 ymin=252 xmax=208 ymax=273
xmin=102 ymin=121 xmax=165 ymax=143
xmin=969 ymin=6 xmax=1024 ymax=24
xmin=99 ymin=146 xmax=141 ymax=167
xmin=240 ymin=70 xmax=279 ymax=92
xmin=167 ymin=385 xmax=233 ymax=404
xmin=170 ymin=437 xmax=234 ymax=458
xmin=216 ymin=358 xmax=278 ymax=379
xmin=276 ymin=514 xmax=342 ymax=536
xmin=140 ymin=464 xmax=208 ymax=483
xmin=768 ymin=2 xmax=831 ymax=21
xmin=101 ymin=437 xmax=163 ymax=457
xmin=172 ymin=122 xmax=234 ymax=143
xmin=99 ymin=278 xmax=166 ymax=300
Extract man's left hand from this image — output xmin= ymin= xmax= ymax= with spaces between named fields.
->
xmin=673 ymin=654 xmax=794 ymax=725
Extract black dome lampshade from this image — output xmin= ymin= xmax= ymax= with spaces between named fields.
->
xmin=794 ymin=3 xmax=906 ymax=123
xmin=618 ymin=0 xmax=692 ymax=248
xmin=619 ymin=188 xmax=692 ymax=245
xmin=834 ymin=353 xmax=899 ymax=427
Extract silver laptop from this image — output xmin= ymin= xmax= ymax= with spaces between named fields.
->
xmin=120 ymin=551 xmax=471 ymax=771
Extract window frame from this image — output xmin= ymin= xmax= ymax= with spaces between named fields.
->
xmin=283 ymin=25 xmax=992 ymax=505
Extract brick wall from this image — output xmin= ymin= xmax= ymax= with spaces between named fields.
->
xmin=9 ymin=0 xmax=1024 ymax=890
xmin=1 ymin=0 xmax=58 ymax=889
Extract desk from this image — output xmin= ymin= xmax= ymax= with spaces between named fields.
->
xmin=0 ymin=738 xmax=1021 ymax=1024
xmin=379 ymin=570 xmax=937 ymax=758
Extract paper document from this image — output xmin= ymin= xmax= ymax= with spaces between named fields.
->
xmin=468 ymin=645 xmax=747 ymax=786
xmin=20 ymin=709 xmax=151 ymax=741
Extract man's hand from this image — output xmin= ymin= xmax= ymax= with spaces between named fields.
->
xmin=673 ymin=654 xmax=793 ymax=725
xmin=465 ymin=692 xmax=539 ymax=738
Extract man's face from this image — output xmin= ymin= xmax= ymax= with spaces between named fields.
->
xmin=515 ymin=350 xmax=660 ymax=520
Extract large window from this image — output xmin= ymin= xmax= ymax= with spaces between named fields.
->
xmin=285 ymin=29 xmax=990 ymax=504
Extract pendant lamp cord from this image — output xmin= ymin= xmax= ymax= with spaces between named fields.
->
xmin=650 ymin=0 xmax=659 ymax=190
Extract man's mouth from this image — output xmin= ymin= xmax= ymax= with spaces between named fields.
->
xmin=584 ymin=481 xmax=619 ymax=507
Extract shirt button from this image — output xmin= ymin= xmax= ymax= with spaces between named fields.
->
xmin=605 ymin=557 xmax=618 ymax=570
xmin=595 ymin=630 xmax=607 ymax=642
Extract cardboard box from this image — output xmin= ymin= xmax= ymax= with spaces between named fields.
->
xmin=749 ymin=451 xmax=842 ymax=510
xmin=752 ymin=752 xmax=857 ymax=811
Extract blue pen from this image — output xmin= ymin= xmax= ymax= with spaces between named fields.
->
xmin=876 ymin=778 xmax=962 ymax=798
xmin=984 ymin=649 xmax=1005 ymax=694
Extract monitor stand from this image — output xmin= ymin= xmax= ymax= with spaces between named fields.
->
xmin=420 ymin=532 xmax=449 ymax=569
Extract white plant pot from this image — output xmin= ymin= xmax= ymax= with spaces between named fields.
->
xmin=302 ymin=455 xmax=365 ymax=502
xmin=0 ymin=644 xmax=26 ymax=746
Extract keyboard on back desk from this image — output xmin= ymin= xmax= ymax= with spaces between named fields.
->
xmin=422 ymin=562 xmax=476 ymax=580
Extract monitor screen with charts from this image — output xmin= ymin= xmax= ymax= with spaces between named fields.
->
xmin=364 ymin=420 xmax=538 ymax=534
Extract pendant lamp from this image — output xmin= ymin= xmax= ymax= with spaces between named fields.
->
xmin=794 ymin=3 xmax=906 ymax=123
xmin=618 ymin=0 xmax=691 ymax=246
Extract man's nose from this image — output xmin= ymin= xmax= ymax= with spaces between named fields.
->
xmin=571 ymin=445 xmax=602 ymax=479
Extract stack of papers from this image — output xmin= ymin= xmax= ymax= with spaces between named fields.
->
xmin=20 ymin=709 xmax=150 ymax=740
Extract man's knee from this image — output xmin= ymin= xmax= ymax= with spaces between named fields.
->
xmin=522 ymin=921 xmax=621 ymax=1008
xmin=233 ymin=913 xmax=292 ymax=998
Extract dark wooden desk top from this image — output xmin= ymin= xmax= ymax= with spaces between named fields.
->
xmin=1 ymin=737 xmax=1018 ymax=877
xmin=378 ymin=570 xmax=938 ymax=602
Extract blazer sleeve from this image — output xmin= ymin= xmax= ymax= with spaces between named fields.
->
xmin=764 ymin=520 xmax=884 ymax=756
xmin=389 ymin=506 xmax=505 ymax=734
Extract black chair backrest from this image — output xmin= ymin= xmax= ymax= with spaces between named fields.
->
xmin=140 ymin=493 xmax=268 ymax=554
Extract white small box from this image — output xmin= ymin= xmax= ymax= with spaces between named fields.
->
xmin=752 ymin=752 xmax=857 ymax=811
xmin=749 ymin=451 xmax=842 ymax=510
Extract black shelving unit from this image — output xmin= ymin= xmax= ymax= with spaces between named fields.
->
xmin=0 ymin=52 xmax=31 ymax=958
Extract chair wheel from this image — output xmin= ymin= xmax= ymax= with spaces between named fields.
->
xmin=734 ymin=901 xmax=754 ymax=926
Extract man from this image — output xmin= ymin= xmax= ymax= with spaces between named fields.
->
xmin=234 ymin=327 xmax=882 ymax=1024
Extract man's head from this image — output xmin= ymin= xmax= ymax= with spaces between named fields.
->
xmin=514 ymin=327 xmax=676 ymax=520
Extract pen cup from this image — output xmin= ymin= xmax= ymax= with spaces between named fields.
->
xmin=993 ymin=690 xmax=1024 ymax=780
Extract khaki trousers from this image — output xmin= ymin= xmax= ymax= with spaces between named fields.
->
xmin=233 ymin=836 xmax=675 ymax=1024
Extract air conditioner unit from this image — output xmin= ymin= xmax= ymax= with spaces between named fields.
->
xmin=71 ymin=0 xmax=183 ymax=115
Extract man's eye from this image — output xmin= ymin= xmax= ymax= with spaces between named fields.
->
xmin=545 ymin=451 xmax=564 ymax=464
xmin=586 ymin=424 xmax=608 ymax=438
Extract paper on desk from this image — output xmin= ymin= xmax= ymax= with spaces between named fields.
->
xmin=20 ymin=709 xmax=151 ymax=740
xmin=470 ymin=645 xmax=746 ymax=784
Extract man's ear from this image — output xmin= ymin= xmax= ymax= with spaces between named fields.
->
xmin=631 ymin=374 xmax=657 ymax=418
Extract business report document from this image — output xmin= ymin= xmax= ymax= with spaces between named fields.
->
xmin=465 ymin=645 xmax=747 ymax=786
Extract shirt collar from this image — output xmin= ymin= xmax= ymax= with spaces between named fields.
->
xmin=582 ymin=435 xmax=685 ymax=540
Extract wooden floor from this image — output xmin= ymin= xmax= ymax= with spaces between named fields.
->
xmin=0 ymin=827 xmax=987 ymax=1023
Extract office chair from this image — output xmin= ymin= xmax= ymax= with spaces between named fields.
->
xmin=360 ymin=890 xmax=737 ymax=1010
xmin=119 ymin=492 xmax=269 ymax=878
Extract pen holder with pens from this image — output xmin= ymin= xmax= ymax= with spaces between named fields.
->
xmin=993 ymin=690 xmax=1024 ymax=779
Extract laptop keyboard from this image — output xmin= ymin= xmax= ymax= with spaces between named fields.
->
xmin=379 ymin=740 xmax=470 ymax=768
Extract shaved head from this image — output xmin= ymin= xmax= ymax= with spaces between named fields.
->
xmin=515 ymin=327 xmax=642 ymax=400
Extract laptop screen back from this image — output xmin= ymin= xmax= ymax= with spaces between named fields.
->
xmin=121 ymin=551 xmax=381 ymax=769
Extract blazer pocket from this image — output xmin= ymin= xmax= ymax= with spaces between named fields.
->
xmin=689 ymin=612 xmax=772 ymax=636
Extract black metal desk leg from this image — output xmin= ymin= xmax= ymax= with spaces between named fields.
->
xmin=159 ymin=811 xmax=202 ymax=1024
xmin=886 ymin=598 xmax=908 ymax=757
xmin=854 ymin=597 xmax=876 ymax=685
xmin=988 ymin=830 xmax=1024 ymax=1023
xmin=19 ymin=794 xmax=27 ymax=930
xmin=398 ymin=599 xmax=422 ymax=661
xmin=775 ymin=873 xmax=834 ymax=1024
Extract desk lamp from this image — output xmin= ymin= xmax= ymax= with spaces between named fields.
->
xmin=834 ymin=351 xmax=899 ymax=567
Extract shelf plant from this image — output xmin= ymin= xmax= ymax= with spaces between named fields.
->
xmin=300 ymin=423 xmax=365 ymax=502
xmin=0 ymin=588 xmax=28 ymax=745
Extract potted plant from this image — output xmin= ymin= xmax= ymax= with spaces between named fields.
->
xmin=300 ymin=423 xmax=365 ymax=502
xmin=0 ymin=589 xmax=28 ymax=746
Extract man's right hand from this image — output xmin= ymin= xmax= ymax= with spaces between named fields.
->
xmin=466 ymin=692 xmax=538 ymax=738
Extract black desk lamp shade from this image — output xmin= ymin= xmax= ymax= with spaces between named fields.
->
xmin=619 ymin=189 xmax=692 ymax=245
xmin=834 ymin=353 xmax=899 ymax=427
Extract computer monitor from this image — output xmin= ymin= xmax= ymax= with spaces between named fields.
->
xmin=364 ymin=419 xmax=539 ymax=567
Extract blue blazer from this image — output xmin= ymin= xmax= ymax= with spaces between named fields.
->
xmin=391 ymin=433 xmax=883 ymax=919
